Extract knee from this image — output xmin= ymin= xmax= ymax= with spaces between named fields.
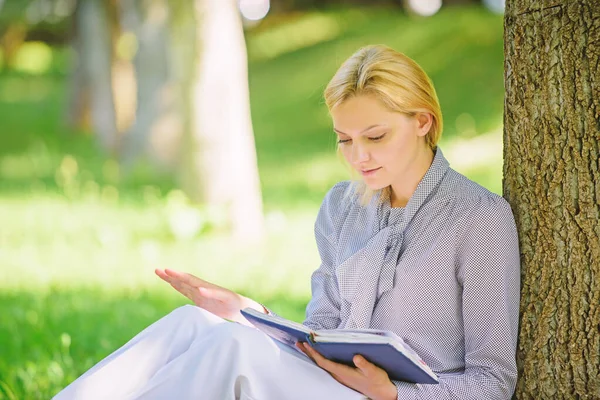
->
xmin=172 ymin=304 xmax=201 ymax=314
xmin=168 ymin=304 xmax=200 ymax=319
xmin=167 ymin=304 xmax=221 ymax=328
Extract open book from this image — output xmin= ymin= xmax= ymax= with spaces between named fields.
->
xmin=240 ymin=308 xmax=438 ymax=384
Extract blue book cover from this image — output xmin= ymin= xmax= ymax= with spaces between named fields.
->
xmin=241 ymin=308 xmax=439 ymax=385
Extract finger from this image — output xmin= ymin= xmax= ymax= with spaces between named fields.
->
xmin=302 ymin=344 xmax=360 ymax=387
xmin=295 ymin=342 xmax=312 ymax=359
xmin=297 ymin=342 xmax=317 ymax=362
xmin=168 ymin=279 xmax=198 ymax=299
xmin=157 ymin=270 xmax=185 ymax=290
xmin=302 ymin=343 xmax=327 ymax=363
xmin=164 ymin=270 xmax=224 ymax=295
xmin=168 ymin=281 xmax=192 ymax=299
xmin=164 ymin=270 xmax=234 ymax=301
xmin=155 ymin=269 xmax=172 ymax=282
xmin=355 ymin=355 xmax=388 ymax=381
xmin=353 ymin=355 xmax=377 ymax=377
xmin=180 ymin=283 xmax=202 ymax=300
xmin=160 ymin=271 xmax=195 ymax=293
xmin=303 ymin=343 xmax=352 ymax=375
xmin=164 ymin=269 xmax=208 ymax=287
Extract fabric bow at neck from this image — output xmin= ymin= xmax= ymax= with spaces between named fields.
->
xmin=338 ymin=149 xmax=450 ymax=329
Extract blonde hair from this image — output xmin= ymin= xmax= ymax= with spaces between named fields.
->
xmin=324 ymin=44 xmax=443 ymax=205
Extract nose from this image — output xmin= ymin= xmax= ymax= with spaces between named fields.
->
xmin=350 ymin=142 xmax=369 ymax=164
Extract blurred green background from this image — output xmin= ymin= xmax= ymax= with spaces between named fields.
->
xmin=0 ymin=1 xmax=504 ymax=398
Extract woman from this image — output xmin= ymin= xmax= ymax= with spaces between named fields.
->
xmin=54 ymin=45 xmax=520 ymax=400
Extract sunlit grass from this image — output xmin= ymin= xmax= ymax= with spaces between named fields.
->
xmin=0 ymin=193 xmax=318 ymax=398
xmin=0 ymin=75 xmax=55 ymax=103
xmin=248 ymin=12 xmax=343 ymax=61
xmin=0 ymin=287 xmax=309 ymax=398
xmin=0 ymin=194 xmax=319 ymax=295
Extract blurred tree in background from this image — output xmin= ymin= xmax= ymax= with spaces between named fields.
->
xmin=181 ymin=0 xmax=264 ymax=240
xmin=1 ymin=0 xmax=265 ymax=241
xmin=69 ymin=0 xmax=118 ymax=152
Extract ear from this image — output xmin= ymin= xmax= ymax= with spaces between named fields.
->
xmin=415 ymin=113 xmax=433 ymax=137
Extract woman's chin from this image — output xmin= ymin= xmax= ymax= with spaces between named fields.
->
xmin=362 ymin=179 xmax=388 ymax=191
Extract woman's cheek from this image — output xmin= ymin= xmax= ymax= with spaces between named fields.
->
xmin=340 ymin=146 xmax=353 ymax=163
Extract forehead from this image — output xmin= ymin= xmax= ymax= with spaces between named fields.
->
xmin=331 ymin=95 xmax=395 ymax=132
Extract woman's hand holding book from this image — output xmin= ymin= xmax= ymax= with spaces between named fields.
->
xmin=297 ymin=342 xmax=397 ymax=400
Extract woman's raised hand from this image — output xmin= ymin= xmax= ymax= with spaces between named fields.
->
xmin=155 ymin=268 xmax=266 ymax=325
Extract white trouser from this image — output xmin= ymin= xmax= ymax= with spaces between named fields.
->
xmin=53 ymin=305 xmax=367 ymax=400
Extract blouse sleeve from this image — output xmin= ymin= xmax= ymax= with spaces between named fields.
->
xmin=302 ymin=182 xmax=350 ymax=331
xmin=394 ymin=197 xmax=521 ymax=400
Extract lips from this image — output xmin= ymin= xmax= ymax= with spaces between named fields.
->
xmin=360 ymin=167 xmax=381 ymax=176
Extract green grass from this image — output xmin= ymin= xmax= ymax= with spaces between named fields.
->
xmin=0 ymin=4 xmax=504 ymax=398
xmin=0 ymin=288 xmax=310 ymax=398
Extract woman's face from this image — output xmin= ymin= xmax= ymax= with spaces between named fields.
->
xmin=330 ymin=94 xmax=432 ymax=191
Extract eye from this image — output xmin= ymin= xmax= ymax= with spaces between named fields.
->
xmin=368 ymin=133 xmax=387 ymax=141
xmin=337 ymin=138 xmax=352 ymax=144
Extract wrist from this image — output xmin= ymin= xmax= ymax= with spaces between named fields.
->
xmin=240 ymin=295 xmax=267 ymax=314
xmin=231 ymin=296 xmax=253 ymax=326
xmin=385 ymin=381 xmax=397 ymax=400
xmin=371 ymin=381 xmax=396 ymax=400
xmin=235 ymin=296 xmax=267 ymax=327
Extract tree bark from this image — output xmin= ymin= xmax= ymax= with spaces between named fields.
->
xmin=504 ymin=1 xmax=600 ymax=398
xmin=182 ymin=0 xmax=265 ymax=241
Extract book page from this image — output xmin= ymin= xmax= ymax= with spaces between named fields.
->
xmin=241 ymin=308 xmax=310 ymax=334
xmin=314 ymin=328 xmax=401 ymax=341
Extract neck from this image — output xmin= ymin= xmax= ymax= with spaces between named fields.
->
xmin=389 ymin=147 xmax=435 ymax=208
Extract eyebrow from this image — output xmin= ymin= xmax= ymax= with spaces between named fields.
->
xmin=333 ymin=124 xmax=385 ymax=136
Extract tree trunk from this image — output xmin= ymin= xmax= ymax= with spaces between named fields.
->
xmin=109 ymin=0 xmax=137 ymax=139
xmin=503 ymin=1 xmax=600 ymax=398
xmin=73 ymin=0 xmax=119 ymax=153
xmin=183 ymin=0 xmax=264 ymax=241
xmin=66 ymin=1 xmax=90 ymax=131
xmin=0 ymin=22 xmax=27 ymax=70
xmin=119 ymin=0 xmax=182 ymax=170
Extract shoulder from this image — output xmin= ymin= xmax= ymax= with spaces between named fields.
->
xmin=450 ymin=174 xmax=520 ymax=284
xmin=320 ymin=180 xmax=359 ymax=215
xmin=445 ymin=169 xmax=514 ymax=219
xmin=315 ymin=181 xmax=361 ymax=238
xmin=444 ymin=170 xmax=518 ymax=252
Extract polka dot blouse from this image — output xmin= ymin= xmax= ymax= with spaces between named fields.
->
xmin=303 ymin=148 xmax=521 ymax=400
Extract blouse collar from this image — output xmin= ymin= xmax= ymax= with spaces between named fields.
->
xmin=377 ymin=147 xmax=450 ymax=231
